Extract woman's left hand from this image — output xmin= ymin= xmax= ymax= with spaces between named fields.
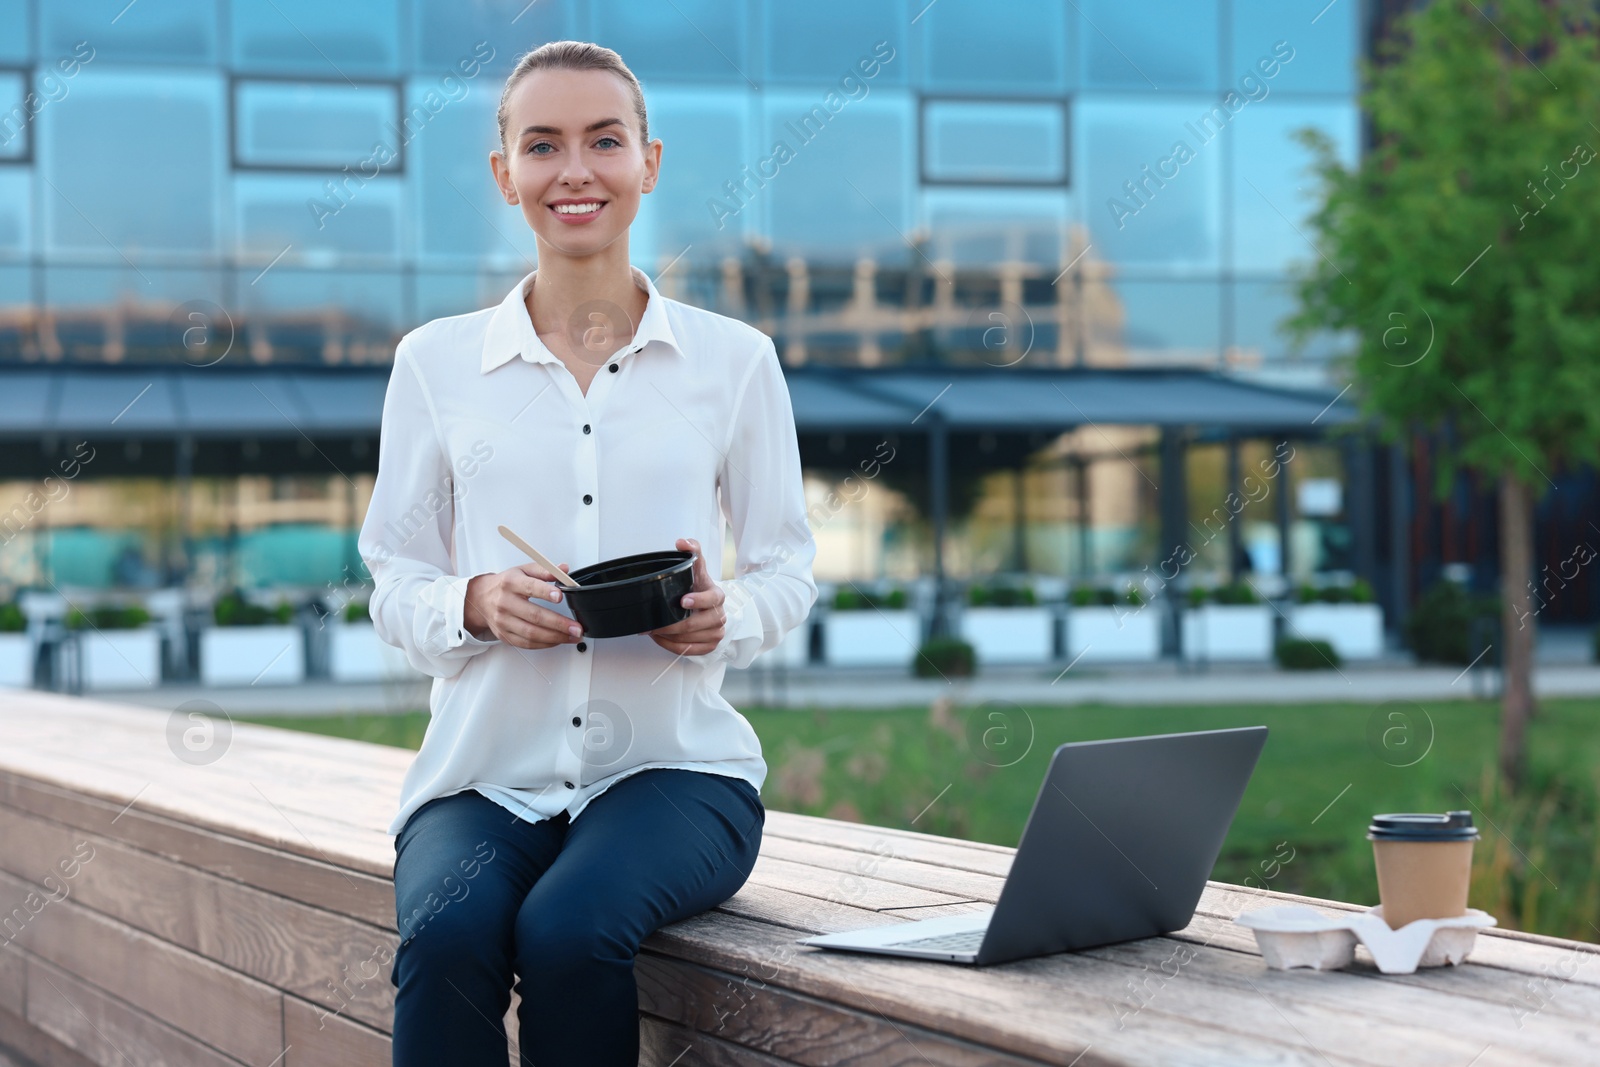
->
xmin=647 ymin=537 xmax=727 ymax=657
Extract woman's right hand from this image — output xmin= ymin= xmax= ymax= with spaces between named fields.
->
xmin=463 ymin=563 xmax=584 ymax=649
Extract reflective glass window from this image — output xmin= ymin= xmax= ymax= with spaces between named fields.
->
xmin=1231 ymin=279 xmax=1352 ymax=364
xmin=234 ymin=267 xmax=406 ymax=334
xmin=0 ymin=0 xmax=30 ymax=62
xmin=646 ymin=88 xmax=749 ymax=255
xmin=1093 ymin=280 xmax=1221 ymax=364
xmin=919 ymin=0 xmax=1069 ymax=92
xmin=921 ymin=188 xmax=1069 ymax=266
xmin=0 ymin=265 xmax=28 ymax=357
xmin=231 ymin=0 xmax=400 ymax=76
xmin=1080 ymin=0 xmax=1218 ymax=91
xmin=235 ymin=173 xmax=402 ymax=261
xmin=415 ymin=269 xmax=522 ymax=323
xmin=0 ymin=167 xmax=28 ymax=253
xmin=43 ymin=0 xmax=216 ymax=65
xmin=234 ymin=80 xmax=401 ymax=171
xmin=42 ymin=70 xmax=223 ymax=255
xmin=1231 ymin=0 xmax=1355 ymax=95
xmin=1229 ymin=101 xmax=1358 ymax=273
xmin=412 ymin=0 xmax=569 ymax=77
xmin=765 ymin=0 xmax=904 ymax=85
xmin=593 ymin=0 xmax=750 ymax=83
xmin=42 ymin=266 xmax=224 ymax=317
xmin=923 ymin=100 xmax=1066 ymax=185
xmin=0 ymin=69 xmax=27 ymax=160
xmin=413 ymin=91 xmax=538 ymax=268
xmin=760 ymin=92 xmax=913 ymax=261
xmin=1080 ymin=98 xmax=1222 ymax=270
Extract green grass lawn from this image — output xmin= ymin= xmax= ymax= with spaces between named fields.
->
xmin=237 ymin=698 xmax=1600 ymax=943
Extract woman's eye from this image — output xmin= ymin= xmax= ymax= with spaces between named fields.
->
xmin=596 ymin=136 xmax=621 ymax=149
xmin=527 ymin=141 xmax=554 ymax=155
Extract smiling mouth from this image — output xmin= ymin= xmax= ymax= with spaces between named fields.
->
xmin=550 ymin=201 xmax=605 ymax=216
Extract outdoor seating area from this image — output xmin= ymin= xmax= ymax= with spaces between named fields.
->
xmin=0 ymin=691 xmax=1592 ymax=1067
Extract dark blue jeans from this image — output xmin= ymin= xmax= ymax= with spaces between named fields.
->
xmin=389 ymin=768 xmax=764 ymax=1066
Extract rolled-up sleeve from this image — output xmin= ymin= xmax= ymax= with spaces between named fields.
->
xmin=693 ymin=336 xmax=818 ymax=670
xmin=359 ymin=337 xmax=497 ymax=678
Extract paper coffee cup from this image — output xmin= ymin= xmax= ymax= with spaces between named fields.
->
xmin=1368 ymin=811 xmax=1478 ymax=929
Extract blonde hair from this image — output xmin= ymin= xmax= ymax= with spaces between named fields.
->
xmin=495 ymin=40 xmax=650 ymax=157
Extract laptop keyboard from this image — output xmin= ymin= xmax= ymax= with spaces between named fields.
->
xmin=887 ymin=928 xmax=986 ymax=953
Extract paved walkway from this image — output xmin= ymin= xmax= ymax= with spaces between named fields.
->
xmin=70 ymin=658 xmax=1600 ymax=717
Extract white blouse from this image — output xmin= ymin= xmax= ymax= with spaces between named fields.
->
xmin=359 ymin=266 xmax=818 ymax=837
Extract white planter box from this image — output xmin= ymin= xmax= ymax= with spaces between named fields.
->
xmin=201 ymin=626 xmax=305 ymax=686
xmin=960 ymin=606 xmax=1055 ymax=664
xmin=329 ymin=622 xmax=418 ymax=682
xmin=1066 ymin=605 xmax=1161 ymax=662
xmin=822 ymin=610 xmax=921 ymax=667
xmin=0 ymin=633 xmax=33 ymax=687
xmin=753 ymin=619 xmax=811 ymax=668
xmin=81 ymin=628 xmax=161 ymax=690
xmin=1287 ymin=603 xmax=1384 ymax=660
xmin=1181 ymin=605 xmax=1274 ymax=662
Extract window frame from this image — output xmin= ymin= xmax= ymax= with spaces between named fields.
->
xmin=0 ymin=64 xmax=37 ymax=165
xmin=918 ymin=94 xmax=1071 ymax=190
xmin=228 ymin=72 xmax=407 ymax=176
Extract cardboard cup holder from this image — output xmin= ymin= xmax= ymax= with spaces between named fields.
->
xmin=1235 ymin=904 xmax=1497 ymax=974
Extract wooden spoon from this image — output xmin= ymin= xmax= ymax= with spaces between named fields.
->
xmin=497 ymin=525 xmax=582 ymax=589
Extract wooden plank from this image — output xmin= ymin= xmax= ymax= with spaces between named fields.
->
xmin=0 ymin=939 xmax=23 ymax=1018
xmin=720 ymin=859 xmax=1600 ymax=1063
xmin=0 ymin=868 xmax=282 ymax=1066
xmin=284 ymin=993 xmax=388 ymax=1067
xmin=757 ymin=836 xmax=1005 ymax=903
xmin=763 ymin=812 xmax=1015 ymax=877
xmin=647 ymin=906 xmax=1375 ymax=1067
xmin=0 ymin=747 xmax=393 ymax=877
xmin=0 ymin=1003 xmax=99 ymax=1067
xmin=640 ymin=1014 xmax=795 ymax=1067
xmin=0 ymin=772 xmax=393 ymax=928
xmin=765 ymin=810 xmax=1016 ymax=856
xmin=25 ymin=955 xmax=245 ymax=1067
xmin=1194 ymin=881 xmax=1600 ymax=989
xmin=1167 ymin=907 xmax=1600 ymax=1025
xmin=0 ymin=803 xmax=396 ymax=1033
xmin=637 ymin=952 xmax=1054 ymax=1066
xmin=1071 ymin=925 xmax=1596 ymax=1066
xmin=745 ymin=855 xmax=981 ymax=914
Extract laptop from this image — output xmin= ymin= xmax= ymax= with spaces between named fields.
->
xmin=797 ymin=725 xmax=1268 ymax=966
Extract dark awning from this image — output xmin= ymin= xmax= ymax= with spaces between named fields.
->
xmin=0 ymin=363 xmax=1356 ymax=441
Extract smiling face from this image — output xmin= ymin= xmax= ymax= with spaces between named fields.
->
xmin=490 ymin=67 xmax=661 ymax=262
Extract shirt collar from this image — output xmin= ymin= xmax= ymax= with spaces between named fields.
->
xmin=480 ymin=265 xmax=683 ymax=374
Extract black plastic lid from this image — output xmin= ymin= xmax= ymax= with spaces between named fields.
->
xmin=1367 ymin=810 xmax=1480 ymax=841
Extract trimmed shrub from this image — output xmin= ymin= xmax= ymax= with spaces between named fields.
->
xmin=1189 ymin=582 xmax=1262 ymax=609
xmin=968 ymin=583 xmax=1037 ymax=607
xmin=1276 ymin=638 xmax=1341 ymax=670
xmin=66 ymin=604 xmax=151 ymax=630
xmin=915 ymin=636 xmax=975 ymax=678
xmin=214 ymin=590 xmax=294 ymax=627
xmin=0 ymin=601 xmax=24 ymax=632
xmin=1405 ymin=580 xmax=1498 ymax=665
xmin=831 ymin=586 xmax=908 ymax=612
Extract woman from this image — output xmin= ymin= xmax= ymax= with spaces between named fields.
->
xmin=359 ymin=40 xmax=818 ymax=1066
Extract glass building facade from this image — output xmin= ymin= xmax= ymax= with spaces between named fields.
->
xmin=0 ymin=0 xmax=1361 ymax=376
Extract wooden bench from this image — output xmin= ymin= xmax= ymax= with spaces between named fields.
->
xmin=0 ymin=691 xmax=1595 ymax=1066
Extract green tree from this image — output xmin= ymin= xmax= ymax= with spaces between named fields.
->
xmin=1291 ymin=1 xmax=1600 ymax=786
